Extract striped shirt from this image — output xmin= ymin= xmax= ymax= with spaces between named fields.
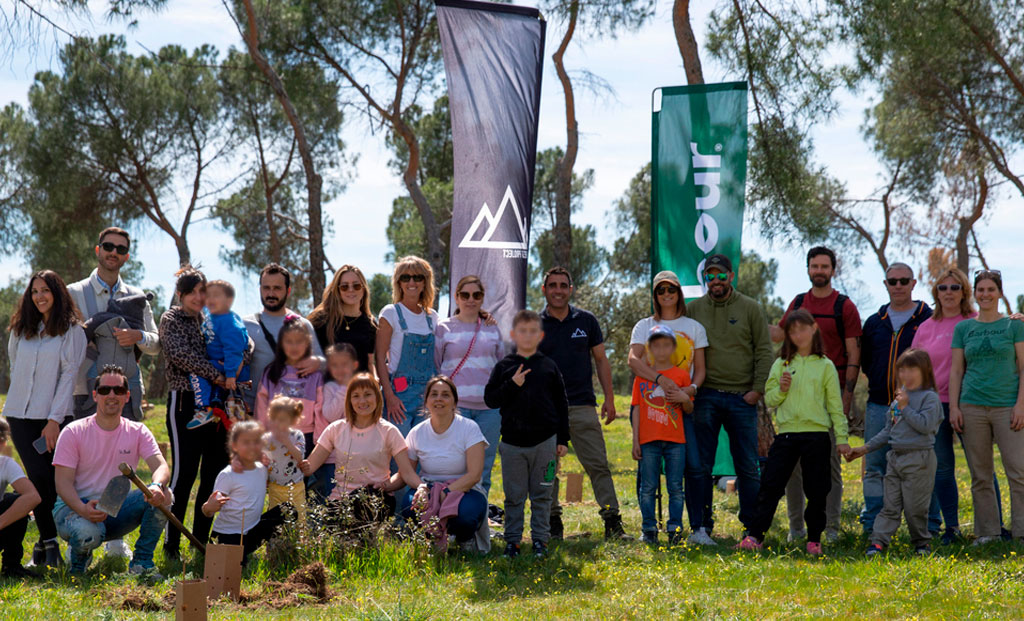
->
xmin=434 ymin=316 xmax=505 ymax=410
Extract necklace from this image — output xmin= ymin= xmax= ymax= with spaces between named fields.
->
xmin=342 ymin=314 xmax=358 ymax=331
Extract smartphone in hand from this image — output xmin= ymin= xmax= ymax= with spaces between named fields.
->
xmin=32 ymin=436 xmax=49 ymax=454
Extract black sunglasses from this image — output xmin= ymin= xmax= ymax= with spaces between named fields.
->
xmin=458 ymin=290 xmax=484 ymax=300
xmin=654 ymin=285 xmax=679 ymax=296
xmin=398 ymin=274 xmax=426 ymax=284
xmin=339 ymin=282 xmax=362 ymax=292
xmin=886 ymin=277 xmax=911 ymax=286
xmin=96 ymin=385 xmax=128 ymax=396
xmin=100 ymin=241 xmax=129 ymax=255
xmin=937 ymin=284 xmax=962 ymax=292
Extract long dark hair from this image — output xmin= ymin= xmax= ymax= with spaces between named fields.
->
xmin=173 ymin=265 xmax=206 ymax=304
xmin=780 ymin=309 xmax=824 ymax=363
xmin=9 ymin=270 xmax=81 ymax=339
xmin=266 ymin=315 xmax=312 ymax=384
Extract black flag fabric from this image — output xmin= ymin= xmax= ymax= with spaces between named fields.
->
xmin=437 ymin=0 xmax=545 ymax=333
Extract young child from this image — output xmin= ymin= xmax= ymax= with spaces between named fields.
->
xmin=309 ymin=343 xmax=359 ymax=502
xmin=205 ymin=421 xmax=286 ymax=564
xmin=736 ymin=309 xmax=850 ymax=555
xmin=188 ymin=280 xmax=251 ymax=429
xmin=263 ymin=396 xmax=308 ymax=521
xmin=256 ymin=315 xmax=324 ymax=455
xmin=484 ymin=309 xmax=569 ymax=559
xmin=848 ymin=348 xmax=943 ymax=555
xmin=0 ymin=417 xmax=41 ymax=578
xmin=631 ymin=325 xmax=693 ymax=546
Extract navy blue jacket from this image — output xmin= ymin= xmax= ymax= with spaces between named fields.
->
xmin=861 ymin=301 xmax=932 ymax=406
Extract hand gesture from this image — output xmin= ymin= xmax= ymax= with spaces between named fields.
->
xmin=895 ymin=388 xmax=909 ymax=411
xmin=512 ymin=364 xmax=531 ymax=387
xmin=82 ymin=499 xmax=108 ymax=523
xmin=556 ymin=444 xmax=568 ymax=458
xmin=210 ymin=491 xmax=230 ymax=510
xmin=295 ymin=357 xmax=321 ymax=377
xmin=779 ymin=371 xmax=792 ymax=393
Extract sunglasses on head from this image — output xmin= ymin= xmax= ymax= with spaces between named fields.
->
xmin=458 ymin=290 xmax=484 ymax=300
xmin=398 ymin=274 xmax=426 ymax=284
xmin=96 ymin=385 xmax=128 ymax=396
xmin=100 ymin=241 xmax=129 ymax=255
xmin=654 ymin=285 xmax=679 ymax=296
xmin=937 ymin=284 xmax=962 ymax=292
xmin=703 ymin=272 xmax=729 ymax=283
xmin=339 ymin=282 xmax=362 ymax=292
xmin=886 ymin=277 xmax=911 ymax=286
xmin=975 ymin=269 xmax=1002 ymax=278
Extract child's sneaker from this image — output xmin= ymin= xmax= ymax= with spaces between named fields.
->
xmin=503 ymin=543 xmax=520 ymax=559
xmin=687 ymin=528 xmax=718 ymax=547
xmin=735 ymin=536 xmax=762 ymax=551
xmin=642 ymin=531 xmax=658 ymax=546
xmin=973 ymin=535 xmax=999 ymax=547
xmin=532 ymin=541 xmax=547 ymax=558
xmin=914 ymin=544 xmax=932 ymax=555
xmin=806 ymin=541 xmax=822 ymax=556
xmin=185 ymin=409 xmax=216 ymax=429
xmin=865 ymin=543 xmax=884 ymax=557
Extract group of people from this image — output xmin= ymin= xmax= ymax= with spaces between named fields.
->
xmin=1 ymin=226 xmax=1022 ymax=580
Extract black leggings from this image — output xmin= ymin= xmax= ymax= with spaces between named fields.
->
xmin=750 ymin=432 xmax=832 ymax=544
xmin=0 ymin=493 xmax=31 ymax=568
xmin=7 ymin=417 xmax=63 ymax=541
xmin=211 ymin=505 xmax=287 ymax=564
xmin=166 ymin=390 xmax=229 ymax=553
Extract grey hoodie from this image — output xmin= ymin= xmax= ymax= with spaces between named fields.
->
xmin=864 ymin=388 xmax=943 ymax=452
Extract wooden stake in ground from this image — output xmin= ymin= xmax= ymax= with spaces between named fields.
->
xmin=566 ymin=472 xmax=584 ymax=503
xmin=175 ymin=579 xmax=207 ymax=621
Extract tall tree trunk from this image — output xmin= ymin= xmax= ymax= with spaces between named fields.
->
xmin=240 ymin=0 xmax=325 ymax=304
xmin=173 ymin=234 xmax=191 ymax=268
xmin=674 ymin=0 xmax=704 ymax=85
xmin=394 ymin=116 xmax=444 ymax=297
xmin=551 ymin=0 xmax=579 ymax=269
xmin=955 ymin=168 xmax=988 ymax=274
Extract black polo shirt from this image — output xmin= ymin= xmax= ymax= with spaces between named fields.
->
xmin=538 ymin=305 xmax=603 ymax=406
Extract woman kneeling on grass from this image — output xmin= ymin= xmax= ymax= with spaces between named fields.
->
xmin=302 ymin=373 xmax=417 ymax=523
xmin=736 ymin=310 xmax=850 ymax=555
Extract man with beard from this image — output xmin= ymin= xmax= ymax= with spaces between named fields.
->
xmin=242 ymin=264 xmax=324 ymax=411
xmin=770 ymin=246 xmax=862 ymax=542
xmin=686 ymin=254 xmax=773 ymax=540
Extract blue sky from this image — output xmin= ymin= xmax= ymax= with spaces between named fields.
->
xmin=1 ymin=0 xmax=1021 ymax=317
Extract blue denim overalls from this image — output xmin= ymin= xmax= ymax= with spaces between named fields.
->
xmin=390 ymin=303 xmax=437 ymax=436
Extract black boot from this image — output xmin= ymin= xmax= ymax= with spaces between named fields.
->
xmin=549 ymin=514 xmax=564 ymax=541
xmin=26 ymin=541 xmax=45 ymax=568
xmin=42 ymin=540 xmax=63 ymax=569
xmin=604 ymin=515 xmax=630 ymax=541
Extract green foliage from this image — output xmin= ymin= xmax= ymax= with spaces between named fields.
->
xmin=0 ymin=279 xmax=26 ymax=393
xmin=369 ymin=273 xmax=392 ymax=317
xmin=608 ymin=163 xmax=651 ymax=287
xmin=735 ymin=250 xmax=786 ymax=324
xmin=531 ymin=146 xmax=594 ymax=238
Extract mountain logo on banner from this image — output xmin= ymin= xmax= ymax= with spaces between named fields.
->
xmin=458 ymin=185 xmax=528 ymax=250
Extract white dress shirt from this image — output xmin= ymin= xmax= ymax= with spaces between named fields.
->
xmin=3 ymin=323 xmax=87 ymax=421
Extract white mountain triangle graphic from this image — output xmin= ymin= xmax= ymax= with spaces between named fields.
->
xmin=458 ymin=185 xmax=528 ymax=250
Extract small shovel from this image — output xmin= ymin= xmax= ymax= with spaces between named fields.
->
xmin=118 ymin=463 xmax=206 ymax=554
xmin=95 ymin=473 xmax=132 ymax=517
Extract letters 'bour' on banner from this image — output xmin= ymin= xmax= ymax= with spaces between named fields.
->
xmin=651 ymin=82 xmax=748 ymax=299
xmin=436 ymin=0 xmax=546 ymax=332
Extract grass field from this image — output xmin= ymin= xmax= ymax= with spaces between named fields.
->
xmin=2 ymin=394 xmax=1024 ymax=619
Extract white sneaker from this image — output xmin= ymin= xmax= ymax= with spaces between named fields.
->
xmin=787 ymin=529 xmax=807 ymax=542
xmin=972 ymin=536 xmax=999 ymax=546
xmin=128 ymin=562 xmax=164 ymax=581
xmin=687 ymin=528 xmax=718 ymax=546
xmin=106 ymin=539 xmax=133 ymax=560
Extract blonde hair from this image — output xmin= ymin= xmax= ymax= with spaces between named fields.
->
xmin=391 ymin=256 xmax=435 ymax=310
xmin=309 ymin=265 xmax=376 ymax=342
xmin=345 ymin=373 xmax=384 ymax=424
xmin=268 ymin=395 xmax=304 ymax=423
xmin=930 ymin=267 xmax=974 ymax=321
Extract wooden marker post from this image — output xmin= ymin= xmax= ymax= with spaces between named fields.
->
xmin=175 ymin=579 xmax=208 ymax=621
xmin=565 ymin=472 xmax=584 ymax=503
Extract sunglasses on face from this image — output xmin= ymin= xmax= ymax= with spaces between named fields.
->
xmin=886 ymin=277 xmax=911 ymax=286
xmin=704 ymin=273 xmax=729 ymax=283
xmin=96 ymin=385 xmax=128 ymax=396
xmin=458 ymin=290 xmax=484 ymax=301
xmin=654 ymin=285 xmax=679 ymax=296
xmin=100 ymin=242 xmax=129 ymax=255
xmin=937 ymin=284 xmax=962 ymax=292
xmin=339 ymin=283 xmax=362 ymax=292
xmin=398 ymin=274 xmax=426 ymax=284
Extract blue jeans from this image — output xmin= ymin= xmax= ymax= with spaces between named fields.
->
xmin=54 ymin=489 xmax=167 ymax=573
xmin=401 ymin=487 xmax=487 ymax=543
xmin=461 ymin=408 xmax=501 ymax=498
xmin=639 ymin=440 xmax=686 ymax=534
xmin=692 ymin=388 xmax=760 ymax=532
xmin=861 ymin=401 xmax=891 ymax=531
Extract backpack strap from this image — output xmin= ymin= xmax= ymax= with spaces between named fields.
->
xmin=257 ymin=315 xmax=277 ymax=351
xmin=796 ymin=292 xmax=850 ymax=363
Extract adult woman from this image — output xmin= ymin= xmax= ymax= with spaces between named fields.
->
xmin=303 ymin=373 xmax=417 ymax=522
xmin=161 ymin=266 xmax=251 ymax=558
xmin=401 ymin=376 xmax=488 ymax=552
xmin=434 ymin=275 xmax=504 ymax=496
xmin=950 ymin=270 xmax=1024 ymax=544
xmin=376 ymin=256 xmax=438 ymax=435
xmin=625 ymin=270 xmax=712 ymax=545
xmin=3 ymin=270 xmax=86 ymax=568
xmin=309 ymin=265 xmax=377 ymax=375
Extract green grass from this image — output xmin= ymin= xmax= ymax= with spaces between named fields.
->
xmin=2 ymin=394 xmax=1024 ymax=619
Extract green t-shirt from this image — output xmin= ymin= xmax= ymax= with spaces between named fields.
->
xmin=953 ymin=317 xmax=1024 ymax=408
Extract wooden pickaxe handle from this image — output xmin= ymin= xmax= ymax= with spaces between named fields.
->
xmin=118 ymin=462 xmax=206 ymax=554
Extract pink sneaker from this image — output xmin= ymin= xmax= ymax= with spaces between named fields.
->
xmin=806 ymin=542 xmax=822 ymax=555
xmin=735 ymin=536 xmax=763 ymax=551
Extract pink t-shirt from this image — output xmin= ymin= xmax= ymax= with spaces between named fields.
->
xmin=912 ymin=312 xmax=977 ymax=402
xmin=316 ymin=419 xmax=407 ymax=499
xmin=53 ymin=415 xmax=161 ymax=499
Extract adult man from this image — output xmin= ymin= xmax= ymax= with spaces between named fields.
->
xmin=538 ymin=267 xmax=627 ymax=540
xmin=770 ymin=246 xmax=862 ymax=542
xmin=67 ymin=226 xmax=160 ymax=563
xmin=53 ymin=365 xmax=171 ymax=577
xmin=860 ymin=262 xmax=932 ymax=533
xmin=68 ymin=226 xmax=160 ymax=421
xmin=686 ymin=254 xmax=774 ymax=537
xmin=242 ymin=263 xmax=324 ymax=410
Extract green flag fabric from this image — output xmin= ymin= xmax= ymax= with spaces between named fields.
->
xmin=651 ymin=82 xmax=748 ymax=299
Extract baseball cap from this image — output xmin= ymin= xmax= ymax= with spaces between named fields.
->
xmin=704 ymin=254 xmax=733 ymax=273
xmin=652 ymin=270 xmax=681 ymax=290
xmin=647 ymin=324 xmax=675 ymax=343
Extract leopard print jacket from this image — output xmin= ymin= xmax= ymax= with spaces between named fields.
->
xmin=160 ymin=307 xmax=254 ymax=392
